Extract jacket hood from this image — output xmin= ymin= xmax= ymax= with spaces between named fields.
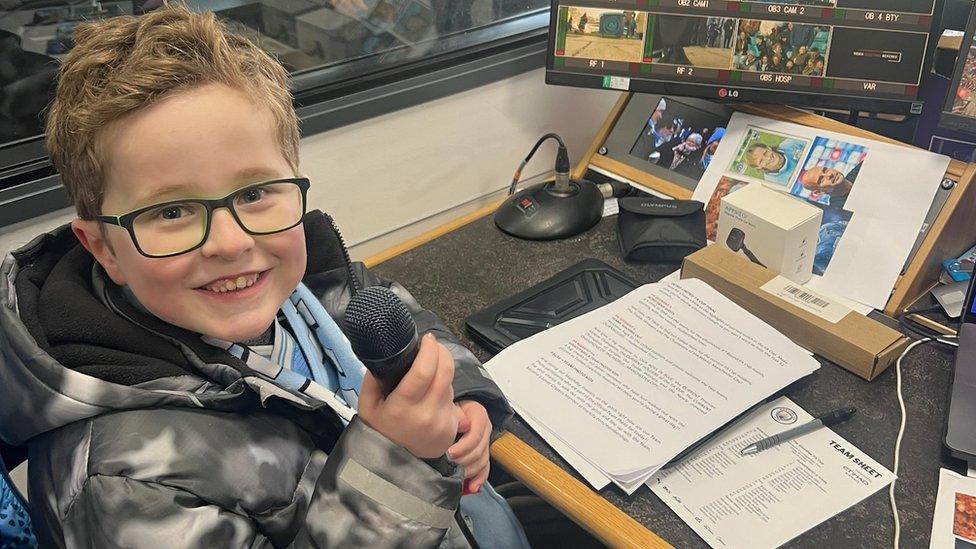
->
xmin=0 ymin=211 xmax=350 ymax=445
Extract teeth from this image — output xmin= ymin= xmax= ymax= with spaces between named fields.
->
xmin=205 ymin=273 xmax=259 ymax=293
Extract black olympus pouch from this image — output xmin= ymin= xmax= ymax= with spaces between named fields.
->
xmin=617 ymin=197 xmax=706 ymax=263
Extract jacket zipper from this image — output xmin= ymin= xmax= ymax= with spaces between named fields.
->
xmin=324 ymin=212 xmax=361 ymax=296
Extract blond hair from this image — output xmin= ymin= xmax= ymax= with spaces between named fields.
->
xmin=45 ymin=4 xmax=299 ymax=219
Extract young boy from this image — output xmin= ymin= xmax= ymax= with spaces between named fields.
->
xmin=0 ymin=5 xmax=519 ymax=547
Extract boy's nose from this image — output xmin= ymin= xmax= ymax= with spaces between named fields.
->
xmin=200 ymin=208 xmax=254 ymax=259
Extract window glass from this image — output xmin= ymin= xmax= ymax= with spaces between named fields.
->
xmin=0 ymin=0 xmax=547 ymax=149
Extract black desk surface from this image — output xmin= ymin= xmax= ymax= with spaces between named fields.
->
xmin=369 ymin=213 xmax=964 ymax=548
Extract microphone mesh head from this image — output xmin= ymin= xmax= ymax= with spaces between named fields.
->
xmin=344 ymin=286 xmax=417 ymax=361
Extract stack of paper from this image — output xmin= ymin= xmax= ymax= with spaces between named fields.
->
xmin=485 ymin=278 xmax=820 ymax=494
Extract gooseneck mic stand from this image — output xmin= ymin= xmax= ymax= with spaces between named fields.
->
xmin=494 ymin=133 xmax=603 ymax=240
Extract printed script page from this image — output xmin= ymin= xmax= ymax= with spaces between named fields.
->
xmin=486 ymin=278 xmax=819 ymax=493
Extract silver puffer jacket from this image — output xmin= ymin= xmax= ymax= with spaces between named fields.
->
xmin=0 ymin=211 xmax=512 ymax=548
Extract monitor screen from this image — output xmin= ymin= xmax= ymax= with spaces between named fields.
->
xmin=940 ymin=5 xmax=976 ymax=134
xmin=546 ymin=1 xmax=939 ymax=114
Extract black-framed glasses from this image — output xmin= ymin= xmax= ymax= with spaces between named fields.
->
xmin=96 ymin=177 xmax=310 ymax=258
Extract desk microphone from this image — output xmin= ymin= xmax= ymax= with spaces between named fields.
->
xmin=345 ymin=286 xmax=419 ymax=395
xmin=494 ymin=132 xmax=603 ymax=240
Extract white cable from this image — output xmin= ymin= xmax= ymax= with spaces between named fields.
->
xmin=890 ymin=336 xmax=957 ymax=549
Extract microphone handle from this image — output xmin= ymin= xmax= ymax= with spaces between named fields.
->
xmin=361 ymin=331 xmax=419 ymax=395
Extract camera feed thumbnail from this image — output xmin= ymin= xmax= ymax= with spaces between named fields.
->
xmin=649 ymin=16 xmax=736 ymax=69
xmin=630 ymin=97 xmax=731 ymax=181
xmin=951 ymin=47 xmax=976 ymax=119
xmin=558 ymin=7 xmax=647 ymax=63
xmin=733 ymin=20 xmax=830 ymax=76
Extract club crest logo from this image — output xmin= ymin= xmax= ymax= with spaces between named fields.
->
xmin=771 ymin=407 xmax=798 ymax=425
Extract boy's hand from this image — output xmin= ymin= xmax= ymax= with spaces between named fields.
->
xmin=358 ymin=334 xmax=458 ymax=459
xmin=449 ymin=400 xmax=492 ymax=494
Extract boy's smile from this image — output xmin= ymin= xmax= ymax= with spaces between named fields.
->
xmin=72 ymin=83 xmax=307 ymax=342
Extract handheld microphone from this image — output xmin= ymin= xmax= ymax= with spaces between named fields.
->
xmin=344 ymin=286 xmax=419 ymax=395
xmin=346 ymin=287 xmax=482 ymax=516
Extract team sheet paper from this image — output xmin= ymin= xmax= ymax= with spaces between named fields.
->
xmin=485 ymin=278 xmax=819 ymax=494
xmin=649 ymin=396 xmax=895 ymax=548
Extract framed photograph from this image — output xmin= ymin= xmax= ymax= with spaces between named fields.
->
xmin=728 ymin=127 xmax=809 ymax=188
xmin=598 ymin=93 xmax=735 ymax=196
xmin=629 ymin=97 xmax=732 ymax=181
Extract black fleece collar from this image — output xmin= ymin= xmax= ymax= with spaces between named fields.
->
xmin=13 ymin=210 xmax=351 ymax=387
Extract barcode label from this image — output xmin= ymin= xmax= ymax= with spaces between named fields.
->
xmin=760 ymin=276 xmax=851 ymax=324
xmin=783 ymin=285 xmax=831 ymax=308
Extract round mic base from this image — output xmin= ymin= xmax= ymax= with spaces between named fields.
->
xmin=494 ymin=180 xmax=604 ymax=241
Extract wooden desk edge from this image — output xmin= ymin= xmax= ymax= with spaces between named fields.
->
xmin=491 ymin=432 xmax=673 ymax=549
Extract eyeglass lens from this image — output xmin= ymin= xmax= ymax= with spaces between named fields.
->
xmin=131 ymin=181 xmax=305 ymax=257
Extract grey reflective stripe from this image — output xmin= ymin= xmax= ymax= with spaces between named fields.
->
xmin=338 ymin=458 xmax=455 ymax=529
xmin=153 ymin=390 xmax=204 ymax=407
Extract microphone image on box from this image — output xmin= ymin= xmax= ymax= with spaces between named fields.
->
xmin=726 ymin=228 xmax=766 ymax=268
xmin=345 ymin=286 xmax=420 ymax=395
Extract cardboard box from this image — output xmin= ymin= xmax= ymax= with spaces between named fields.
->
xmin=717 ymin=184 xmax=821 ymax=284
xmin=681 ymin=245 xmax=908 ymax=380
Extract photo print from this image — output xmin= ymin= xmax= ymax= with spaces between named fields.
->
xmin=790 ymin=137 xmax=867 ymax=208
xmin=559 ymin=6 xmax=647 ymax=63
xmin=728 ymin=127 xmax=809 ymax=188
xmin=952 ymin=46 xmax=976 ymax=118
xmin=649 ymin=15 xmax=736 ymax=69
xmin=703 ymin=176 xmax=751 ymax=241
xmin=956 ymin=492 xmax=976 ymax=547
xmin=733 ymin=20 xmax=831 ymax=76
xmin=630 ymin=96 xmax=732 ymax=182
xmin=790 ymin=136 xmax=865 ymax=275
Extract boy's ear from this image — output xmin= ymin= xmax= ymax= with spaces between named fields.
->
xmin=71 ymin=219 xmax=127 ymax=286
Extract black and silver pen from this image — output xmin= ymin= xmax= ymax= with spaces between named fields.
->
xmin=740 ymin=407 xmax=857 ymax=456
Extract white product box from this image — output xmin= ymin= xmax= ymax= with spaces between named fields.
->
xmin=716 ymin=184 xmax=822 ymax=284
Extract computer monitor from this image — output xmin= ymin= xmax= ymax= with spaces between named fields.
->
xmin=940 ymin=4 xmax=976 ymax=134
xmin=547 ymin=1 xmax=941 ymax=115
